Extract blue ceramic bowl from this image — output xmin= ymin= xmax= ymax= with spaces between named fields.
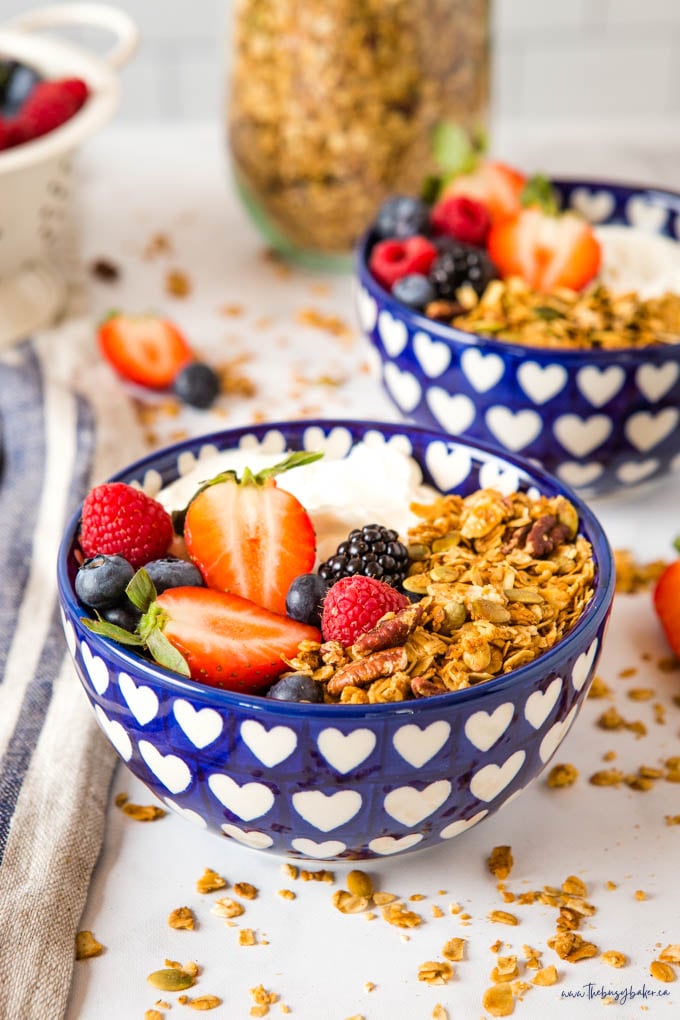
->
xmin=57 ymin=419 xmax=615 ymax=861
xmin=356 ymin=179 xmax=680 ymax=498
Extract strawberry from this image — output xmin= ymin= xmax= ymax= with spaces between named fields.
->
xmin=98 ymin=313 xmax=195 ymax=389
xmin=9 ymin=77 xmax=89 ymax=145
xmin=182 ymin=452 xmax=321 ymax=615
xmin=653 ymin=560 xmax=680 ymax=658
xmin=441 ymin=160 xmax=526 ymax=224
xmin=321 ymin=575 xmax=409 ymax=646
xmin=80 ymin=482 xmax=174 ymax=569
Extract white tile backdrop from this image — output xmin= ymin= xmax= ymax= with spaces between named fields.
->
xmin=3 ymin=0 xmax=680 ymax=128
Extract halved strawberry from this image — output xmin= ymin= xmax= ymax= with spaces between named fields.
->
xmin=98 ymin=313 xmax=195 ymax=389
xmin=653 ymin=560 xmax=680 ymax=658
xmin=182 ymin=452 xmax=320 ymax=615
xmin=441 ymin=160 xmax=526 ymax=224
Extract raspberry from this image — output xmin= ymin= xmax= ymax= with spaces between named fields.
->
xmin=321 ymin=575 xmax=409 ymax=647
xmin=80 ymin=482 xmax=174 ymax=569
xmin=10 ymin=77 xmax=89 ymax=146
xmin=430 ymin=195 xmax=491 ymax=247
xmin=369 ymin=235 xmax=438 ymax=291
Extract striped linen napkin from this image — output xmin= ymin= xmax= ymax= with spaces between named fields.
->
xmin=0 ymin=328 xmax=145 ymax=1020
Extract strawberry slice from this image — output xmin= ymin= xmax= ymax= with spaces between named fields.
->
xmin=653 ymin=560 xmax=680 ymax=658
xmin=98 ymin=313 xmax=195 ymax=389
xmin=441 ymin=160 xmax=527 ymax=224
xmin=182 ymin=452 xmax=321 ymax=615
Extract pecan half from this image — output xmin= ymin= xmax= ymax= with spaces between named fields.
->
xmin=525 ymin=515 xmax=571 ymax=558
xmin=410 ymin=676 xmax=447 ymax=698
xmin=352 ymin=603 xmax=423 ymax=655
xmin=327 ymin=647 xmax=408 ymax=695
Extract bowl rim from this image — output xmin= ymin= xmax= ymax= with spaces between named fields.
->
xmin=356 ymin=175 xmax=680 ymax=361
xmin=57 ymin=418 xmax=616 ymax=717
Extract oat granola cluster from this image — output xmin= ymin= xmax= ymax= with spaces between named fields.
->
xmin=286 ymin=487 xmax=594 ymax=702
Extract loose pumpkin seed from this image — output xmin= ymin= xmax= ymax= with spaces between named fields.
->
xmin=147 ymin=968 xmax=196 ymax=992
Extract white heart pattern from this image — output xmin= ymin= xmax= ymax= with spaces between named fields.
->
xmin=469 ymin=750 xmax=526 ymax=802
xmin=384 ymin=363 xmax=421 ymax=413
xmin=80 ymin=642 xmax=109 ymax=695
xmin=413 ymin=330 xmax=452 ymax=378
xmin=557 ymin=461 xmax=603 ymax=488
xmin=302 ymin=425 xmax=353 ymax=460
xmin=478 ymin=461 xmax=521 ymax=496
xmin=292 ymin=789 xmax=362 ymax=832
xmin=569 ymin=187 xmax=615 ymax=223
xmin=368 ymin=833 xmax=424 ymax=856
xmin=384 ymin=780 xmax=451 ymax=826
xmin=208 ymin=774 xmax=274 ymax=820
xmin=239 ymin=430 xmax=287 ymax=455
xmin=553 ymin=414 xmax=612 ymax=457
xmin=240 ymin=720 xmax=297 ymax=768
xmin=626 ymin=196 xmax=667 ymax=233
xmin=524 ymin=677 xmax=563 ymax=730
xmin=221 ymin=822 xmax=273 ymax=849
xmin=291 ymin=837 xmax=347 ymax=859
xmin=576 ymin=365 xmax=625 ymax=408
xmin=440 ymin=809 xmax=488 ymax=840
xmin=62 ymin=615 xmax=76 ymax=657
xmin=427 ymin=388 xmax=476 ymax=435
xmin=173 ymin=699 xmax=223 ymax=749
xmin=94 ymin=704 xmax=132 ymax=761
xmin=625 ymin=408 xmax=679 ymax=452
xmin=163 ymin=797 xmax=207 ymax=828
xmin=539 ymin=706 xmax=578 ymax=763
xmin=571 ymin=638 xmax=599 ymax=692
xmin=139 ymin=740 xmax=192 ymax=795
xmin=317 ymin=727 xmax=376 ymax=774
xmin=636 ymin=362 xmax=679 ymax=403
xmin=617 ymin=459 xmax=659 ymax=485
xmin=517 ymin=362 xmax=567 ymax=405
xmin=485 ymin=407 xmax=542 ymax=452
xmin=392 ymin=720 xmax=451 ymax=768
xmin=118 ymin=672 xmax=159 ymax=726
xmin=464 ymin=703 xmax=514 ymax=752
xmin=424 ymin=441 xmax=471 ymax=491
xmin=356 ymin=286 xmax=377 ymax=332
xmin=378 ymin=310 xmax=408 ymax=356
xmin=461 ymin=348 xmax=505 ymax=392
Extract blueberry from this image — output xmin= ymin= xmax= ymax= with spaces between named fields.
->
xmin=285 ymin=573 xmax=328 ymax=628
xmin=172 ymin=362 xmax=221 ymax=409
xmin=144 ymin=556 xmax=205 ymax=594
xmin=266 ymin=673 xmax=324 ymax=703
xmin=392 ymin=273 xmax=436 ymax=310
xmin=75 ymin=554 xmax=134 ymax=609
xmin=101 ymin=602 xmax=142 ymax=632
xmin=0 ymin=60 xmax=41 ymax=116
xmin=374 ymin=196 xmax=430 ymax=240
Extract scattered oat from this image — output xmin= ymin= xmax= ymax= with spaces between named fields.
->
xmin=75 ymin=930 xmax=104 ymax=960
xmin=381 ymin=902 xmax=424 ymax=928
xmin=432 ymin=1006 xmax=449 ymax=1020
xmin=659 ymin=945 xmax=680 ymax=964
xmin=234 ymin=882 xmax=259 ymax=900
xmin=332 ymin=890 xmax=371 ymax=915
xmin=589 ymin=768 xmax=624 ymax=787
xmin=532 ymin=965 xmax=558 ymax=986
xmin=650 ymin=960 xmax=676 ymax=982
xmin=168 ymin=906 xmax=196 ymax=931
xmin=489 ymin=910 xmax=519 ymax=926
xmin=239 ymin=929 xmax=257 ymax=946
xmin=547 ymin=932 xmax=598 ymax=963
xmin=442 ymin=937 xmax=466 ymax=962
xmin=219 ymin=303 xmax=243 ymax=317
xmin=546 ymin=763 xmax=579 ymax=788
xmin=601 ymin=951 xmax=628 ymax=968
xmin=418 ymin=960 xmax=453 ymax=984
xmin=482 ymin=981 xmax=514 ymax=1016
xmin=587 ymin=675 xmax=611 ymax=699
xmin=373 ymin=891 xmax=398 ymax=906
xmin=364 ymin=981 xmax=376 ymax=992
xmin=654 ymin=702 xmax=666 ymax=725
xmin=196 ymin=868 xmax=227 ymax=894
xmin=614 ymin=550 xmax=667 ymax=592
xmin=431 ymin=904 xmax=445 ymax=918
xmin=634 ymin=890 xmax=647 ymax=901
xmin=211 ymin=897 xmax=245 ymax=920
xmin=488 ymin=845 xmax=514 ymax=880
xmin=491 ymin=956 xmax=519 ymax=982
xmin=664 ymin=814 xmax=680 ymax=825
xmin=299 ymin=868 xmax=334 ymax=883
xmin=165 ymin=268 xmax=191 ymax=297
xmin=627 ymin=687 xmax=653 ymax=701
xmin=115 ymin=792 xmax=166 ymax=822
xmin=182 ymin=996 xmax=222 ymax=1011
xmin=491 ymin=939 xmax=504 ymax=953
xmin=145 ymin=1011 xmax=163 ymax=1020
xmin=605 ymin=880 xmax=617 ymax=890
xmin=409 ymin=893 xmax=426 ymax=902
xmin=296 ymin=308 xmax=353 ymax=341
xmin=278 ymin=889 xmax=296 ymax=900
xmin=562 ymin=876 xmax=587 ymax=897
xmin=249 ymin=984 xmax=279 ymax=1017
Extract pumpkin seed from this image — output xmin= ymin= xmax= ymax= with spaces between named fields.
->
xmin=429 ymin=564 xmax=458 ymax=582
xmin=407 ymin=543 xmax=430 ymax=561
xmin=471 ymin=598 xmax=511 ymax=623
xmin=503 ymin=587 xmax=544 ymax=605
xmin=431 ymin=531 xmax=461 ymax=553
xmin=403 ymin=574 xmax=430 ymax=594
xmin=147 ymin=968 xmax=195 ymax=992
xmin=440 ymin=601 xmax=467 ymax=633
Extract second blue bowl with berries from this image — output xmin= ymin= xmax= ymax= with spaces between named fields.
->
xmin=356 ymin=176 xmax=680 ymax=499
xmin=57 ymin=419 xmax=614 ymax=861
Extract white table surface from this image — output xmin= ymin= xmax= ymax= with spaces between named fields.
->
xmin=64 ymin=122 xmax=680 ymax=1020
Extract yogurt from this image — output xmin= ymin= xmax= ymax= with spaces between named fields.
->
xmin=156 ymin=441 xmax=439 ymax=564
xmin=596 ymin=224 xmax=680 ymax=299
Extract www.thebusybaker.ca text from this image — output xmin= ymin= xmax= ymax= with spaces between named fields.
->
xmin=561 ymin=982 xmax=671 ymax=1006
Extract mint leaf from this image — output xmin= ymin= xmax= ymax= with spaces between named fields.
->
xmin=126 ymin=568 xmax=157 ymax=612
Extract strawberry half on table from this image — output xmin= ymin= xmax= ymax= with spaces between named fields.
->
xmin=653 ymin=560 xmax=680 ymax=659
xmin=180 ymin=452 xmax=321 ymax=616
xmin=98 ymin=313 xmax=195 ymax=389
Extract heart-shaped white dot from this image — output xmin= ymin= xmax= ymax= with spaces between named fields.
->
xmin=139 ymin=740 xmax=192 ymax=795
xmin=368 ymin=833 xmax=424 ymax=855
xmin=617 ymin=459 xmax=659 ymax=486
xmin=356 ymin=286 xmax=377 ymax=332
xmin=636 ymin=362 xmax=679 ymax=403
xmin=461 ymin=348 xmax=505 ymax=392
xmin=239 ymin=430 xmax=287 ymax=455
xmin=362 ymin=430 xmax=413 ymax=458
xmin=118 ymin=672 xmax=159 ymax=726
xmin=383 ymin=363 xmax=421 ymax=413
xmin=173 ymin=699 xmax=223 ymax=749
xmin=164 ymin=797 xmax=207 ymax=829
xmin=576 ymin=365 xmax=625 ymax=407
xmin=426 ymin=388 xmax=476 ymax=435
xmin=469 ymin=750 xmax=525 ymax=802
xmin=478 ymin=461 xmax=521 ymax=496
xmin=292 ymin=790 xmax=362 ymax=832
xmin=392 ymin=721 xmax=451 ymax=768
xmin=80 ymin=642 xmax=109 ymax=695
xmin=553 ymin=414 xmax=612 ymax=457
xmin=485 ymin=407 xmax=542 ymax=452
xmin=240 ymin=720 xmax=297 ymax=768
xmin=571 ymin=638 xmax=599 ymax=692
xmin=383 ymin=780 xmax=451 ymax=826
xmin=291 ymin=837 xmax=347 ymax=859
xmin=626 ymin=196 xmax=668 ymax=233
xmin=517 ymin=362 xmax=567 ymax=405
xmin=61 ymin=614 xmax=76 ymax=657
xmin=378 ymin=310 xmax=409 ymax=356
xmin=413 ymin=331 xmax=452 ymax=378
xmin=208 ymin=774 xmax=274 ymax=820
xmin=569 ymin=187 xmax=615 ymax=223
xmin=464 ymin=703 xmax=514 ymax=752
xmin=557 ymin=461 xmax=603 ymax=488
xmin=524 ymin=677 xmax=563 ymax=730
xmin=424 ymin=441 xmax=471 ymax=491
xmin=221 ymin=822 xmax=273 ymax=849
xmin=539 ymin=706 xmax=578 ymax=763
xmin=624 ymin=408 xmax=679 ymax=452
xmin=94 ymin=704 xmax=132 ymax=761
xmin=440 ymin=809 xmax=488 ymax=840
xmin=302 ymin=425 xmax=353 ymax=460
xmin=317 ymin=728 xmax=376 ymax=774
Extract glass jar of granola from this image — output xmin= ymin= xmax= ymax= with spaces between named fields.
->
xmin=227 ymin=0 xmax=491 ymax=269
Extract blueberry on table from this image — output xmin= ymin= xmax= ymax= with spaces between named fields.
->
xmin=75 ymin=554 xmax=135 ymax=609
xmin=266 ymin=673 xmax=324 ymax=703
xmin=285 ymin=572 xmax=329 ymax=628
xmin=143 ymin=556 xmax=205 ymax=594
xmin=374 ymin=195 xmax=431 ymax=240
xmin=392 ymin=273 xmax=436 ymax=310
xmin=172 ymin=362 xmax=221 ymax=409
xmin=0 ymin=59 xmax=41 ymax=117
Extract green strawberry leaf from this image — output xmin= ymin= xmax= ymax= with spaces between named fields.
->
xmin=673 ymin=535 xmax=680 ymax=554
xmin=126 ymin=568 xmax=158 ymax=612
xmin=431 ymin=122 xmax=478 ymax=177
xmin=80 ymin=617 xmax=145 ymax=645
xmin=249 ymin=450 xmax=324 ymax=485
xmin=146 ymin=627 xmax=191 ymax=677
xmin=520 ymin=174 xmax=561 ymax=215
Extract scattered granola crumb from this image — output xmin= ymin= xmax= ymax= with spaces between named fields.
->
xmin=482 ymin=981 xmax=514 ymax=1016
xmin=546 ymin=763 xmax=579 ymax=788
xmin=364 ymin=981 xmax=376 ymax=992
xmin=601 ymin=951 xmax=628 ymax=968
xmin=168 ymin=906 xmax=196 ymax=931
xmin=605 ymin=881 xmax=617 ymax=890
xmin=431 ymin=904 xmax=445 ymax=918
xmin=532 ymin=965 xmax=558 ymax=986
xmin=182 ymin=995 xmax=222 ymax=1011
xmin=442 ymin=937 xmax=466 ymax=962
xmin=587 ymin=675 xmax=611 ymax=699
xmin=665 ymin=815 xmax=680 ymax=825
xmin=547 ymin=932 xmax=598 ymax=963
xmin=659 ymin=945 xmax=680 ymax=964
xmin=627 ymin=687 xmax=654 ymax=701
xmin=332 ymin=890 xmax=370 ymax=915
xmin=278 ymin=889 xmax=296 ymax=900
xmin=239 ymin=929 xmax=257 ymax=946
xmin=296 ymin=307 xmax=353 ymax=342
xmin=489 ymin=910 xmax=519 ymax=926
xmin=234 ymin=882 xmax=259 ymax=900
xmin=219 ymin=303 xmax=243 ymax=317
xmin=145 ymin=1011 xmax=163 ymax=1020
xmin=75 ymin=930 xmax=104 ymax=960
xmin=115 ymin=792 xmax=166 ymax=822
xmin=418 ymin=960 xmax=454 ymax=985
xmin=491 ymin=956 xmax=519 ymax=982
xmin=211 ymin=897 xmax=245 ymax=920
xmin=165 ymin=268 xmax=191 ymax=297
xmin=634 ymin=890 xmax=647 ymax=901
xmin=589 ymin=768 xmax=625 ymax=787
xmin=144 ymin=232 xmax=173 ymax=258
xmin=650 ymin=960 xmax=676 ymax=982
xmin=488 ymin=846 xmax=514 ymax=880
xmin=382 ymin=902 xmax=423 ymax=928
xmin=249 ymin=984 xmax=279 ymax=1017
xmin=432 ymin=1006 xmax=449 ymax=1020
xmin=299 ymin=868 xmax=334 ymax=883
xmin=491 ymin=940 xmax=504 ymax=954
xmin=196 ymin=868 xmax=227 ymax=894
xmin=613 ymin=549 xmax=667 ymax=593
xmin=90 ymin=257 xmax=120 ymax=282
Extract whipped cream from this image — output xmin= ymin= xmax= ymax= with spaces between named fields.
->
xmin=596 ymin=225 xmax=680 ymax=298
xmin=156 ymin=441 xmax=438 ymax=563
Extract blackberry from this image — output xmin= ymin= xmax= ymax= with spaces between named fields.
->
xmin=317 ymin=524 xmax=409 ymax=588
xmin=429 ymin=243 xmax=498 ymax=299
